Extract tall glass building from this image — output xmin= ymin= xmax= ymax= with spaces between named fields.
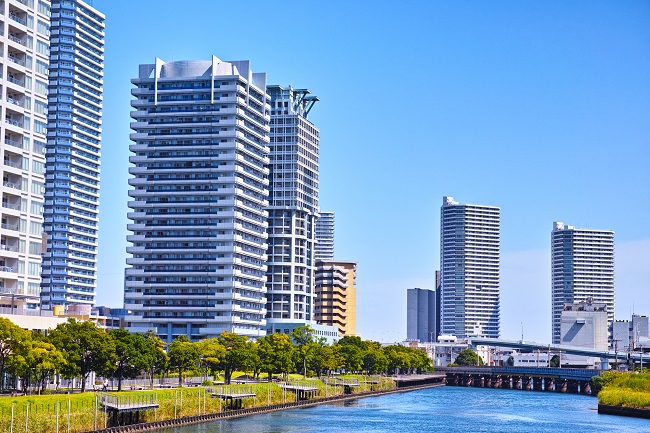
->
xmin=551 ymin=222 xmax=615 ymax=345
xmin=124 ymin=57 xmax=270 ymax=342
xmin=440 ymin=196 xmax=500 ymax=339
xmin=315 ymin=211 xmax=334 ymax=261
xmin=265 ymin=85 xmax=320 ymax=328
xmin=0 ymin=0 xmax=51 ymax=309
xmin=40 ymin=0 xmax=104 ymax=310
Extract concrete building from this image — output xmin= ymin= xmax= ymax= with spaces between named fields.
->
xmin=123 ymin=57 xmax=271 ymax=342
xmin=440 ymin=196 xmax=500 ymax=338
xmin=41 ymin=0 xmax=104 ymax=311
xmin=314 ymin=260 xmax=357 ymax=336
xmin=315 ymin=211 xmax=334 ymax=261
xmin=560 ymin=300 xmax=608 ymax=367
xmin=0 ymin=0 xmax=51 ymax=309
xmin=613 ymin=314 xmax=650 ymax=352
xmin=265 ymin=85 xmax=319 ymax=330
xmin=406 ymin=287 xmax=437 ymax=342
xmin=551 ymin=222 xmax=615 ymax=345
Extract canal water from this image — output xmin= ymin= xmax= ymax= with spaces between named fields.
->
xmin=157 ymin=387 xmax=650 ymax=433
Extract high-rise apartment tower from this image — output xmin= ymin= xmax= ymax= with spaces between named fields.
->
xmin=0 ymin=0 xmax=51 ymax=309
xmin=265 ymin=85 xmax=319 ymax=328
xmin=41 ymin=0 xmax=104 ymax=310
xmin=315 ymin=260 xmax=357 ymax=336
xmin=315 ymin=211 xmax=334 ymax=261
xmin=440 ymin=196 xmax=500 ymax=338
xmin=124 ymin=57 xmax=271 ymax=342
xmin=551 ymin=222 xmax=614 ymax=344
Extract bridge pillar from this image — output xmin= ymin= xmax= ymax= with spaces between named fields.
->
xmin=567 ymin=379 xmax=580 ymax=394
xmin=493 ymin=376 xmax=502 ymax=388
xmin=465 ymin=375 xmax=473 ymax=387
xmin=478 ymin=376 xmax=485 ymax=388
xmin=514 ymin=376 xmax=522 ymax=390
xmin=581 ymin=381 xmax=592 ymax=395
xmin=557 ymin=379 xmax=567 ymax=393
xmin=533 ymin=377 xmax=544 ymax=391
xmin=485 ymin=376 xmax=492 ymax=388
xmin=523 ymin=377 xmax=532 ymax=391
xmin=546 ymin=378 xmax=555 ymax=392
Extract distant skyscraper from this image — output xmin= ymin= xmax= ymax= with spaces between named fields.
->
xmin=406 ymin=288 xmax=437 ymax=342
xmin=551 ymin=222 xmax=614 ymax=344
xmin=0 ymin=0 xmax=51 ymax=308
xmin=124 ymin=57 xmax=270 ymax=342
xmin=315 ymin=260 xmax=357 ymax=336
xmin=41 ymin=0 xmax=105 ymax=310
xmin=440 ymin=196 xmax=500 ymax=339
xmin=265 ymin=85 xmax=319 ymax=327
xmin=315 ymin=211 xmax=334 ymax=260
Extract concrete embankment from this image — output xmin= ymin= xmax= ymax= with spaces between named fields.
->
xmin=598 ymin=404 xmax=650 ymax=419
xmin=84 ymin=382 xmax=445 ymax=433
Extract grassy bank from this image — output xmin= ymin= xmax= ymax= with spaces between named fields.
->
xmin=0 ymin=375 xmax=394 ymax=433
xmin=597 ymin=372 xmax=650 ymax=409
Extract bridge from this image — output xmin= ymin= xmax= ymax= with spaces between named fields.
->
xmin=437 ymin=366 xmax=598 ymax=394
xmin=470 ymin=337 xmax=648 ymax=369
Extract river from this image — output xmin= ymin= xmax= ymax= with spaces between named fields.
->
xmin=155 ymin=387 xmax=649 ymax=433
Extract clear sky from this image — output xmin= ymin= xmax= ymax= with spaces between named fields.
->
xmin=93 ymin=0 xmax=650 ymax=343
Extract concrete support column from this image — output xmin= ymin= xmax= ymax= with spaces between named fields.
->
xmin=557 ymin=379 xmax=567 ymax=393
xmin=582 ymin=381 xmax=592 ymax=395
xmin=546 ymin=378 xmax=555 ymax=391
xmin=567 ymin=379 xmax=580 ymax=394
xmin=533 ymin=377 xmax=544 ymax=391
xmin=514 ymin=376 xmax=522 ymax=390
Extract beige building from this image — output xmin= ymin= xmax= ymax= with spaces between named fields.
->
xmin=315 ymin=260 xmax=357 ymax=336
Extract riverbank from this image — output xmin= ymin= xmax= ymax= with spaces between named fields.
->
xmin=83 ymin=382 xmax=445 ymax=433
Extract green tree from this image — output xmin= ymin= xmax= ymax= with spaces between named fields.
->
xmin=12 ymin=337 xmax=65 ymax=394
xmin=108 ymin=329 xmax=150 ymax=391
xmin=506 ymin=356 xmax=514 ymax=367
xmin=168 ymin=335 xmax=199 ymax=385
xmin=454 ymin=348 xmax=483 ymax=366
xmin=549 ymin=355 xmax=560 ymax=368
xmin=362 ymin=341 xmax=389 ymax=374
xmin=336 ymin=336 xmax=367 ymax=373
xmin=258 ymin=333 xmax=294 ymax=380
xmin=217 ymin=332 xmax=249 ymax=384
xmin=141 ymin=331 xmax=168 ymax=388
xmin=0 ymin=318 xmax=27 ymax=390
xmin=196 ymin=338 xmax=226 ymax=380
xmin=48 ymin=319 xmax=116 ymax=392
xmin=291 ymin=325 xmax=316 ymax=378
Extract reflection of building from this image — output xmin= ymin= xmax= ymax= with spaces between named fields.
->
xmin=551 ymin=222 xmax=615 ymax=345
xmin=124 ymin=57 xmax=270 ymax=341
xmin=440 ymin=196 xmax=500 ymax=339
xmin=406 ymin=288 xmax=437 ymax=342
xmin=560 ymin=300 xmax=608 ymax=367
xmin=41 ymin=0 xmax=105 ymax=311
xmin=315 ymin=260 xmax=357 ymax=336
xmin=265 ymin=85 xmax=320 ymax=331
xmin=0 ymin=0 xmax=51 ymax=309
xmin=315 ymin=212 xmax=334 ymax=261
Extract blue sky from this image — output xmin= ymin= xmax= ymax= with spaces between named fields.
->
xmin=93 ymin=0 xmax=650 ymax=343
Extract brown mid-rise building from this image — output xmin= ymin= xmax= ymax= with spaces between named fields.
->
xmin=315 ymin=260 xmax=357 ymax=336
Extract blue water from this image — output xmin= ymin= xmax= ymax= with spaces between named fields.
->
xmin=159 ymin=387 xmax=650 ymax=433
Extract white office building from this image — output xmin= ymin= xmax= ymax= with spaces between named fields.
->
xmin=551 ymin=222 xmax=614 ymax=345
xmin=0 ymin=0 xmax=51 ymax=309
xmin=41 ymin=0 xmax=104 ymax=310
xmin=124 ymin=57 xmax=271 ymax=342
xmin=440 ymin=196 xmax=500 ymax=339
xmin=265 ymin=85 xmax=320 ymax=327
xmin=315 ymin=211 xmax=334 ymax=260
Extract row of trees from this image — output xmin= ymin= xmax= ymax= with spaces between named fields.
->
xmin=0 ymin=318 xmax=432 ymax=393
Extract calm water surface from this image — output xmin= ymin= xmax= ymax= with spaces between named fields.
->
xmin=158 ymin=387 xmax=650 ymax=433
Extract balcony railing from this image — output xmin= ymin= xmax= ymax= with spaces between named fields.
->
xmin=4 ymin=138 xmax=23 ymax=149
xmin=3 ymin=181 xmax=21 ymax=190
xmin=0 ymin=222 xmax=19 ymax=231
xmin=7 ymin=35 xmax=25 ymax=46
xmin=7 ymin=76 xmax=24 ymax=86
xmin=5 ymin=119 xmax=23 ymax=128
xmin=9 ymin=14 xmax=27 ymax=26
xmin=0 ymin=266 xmax=17 ymax=273
xmin=3 ymin=159 xmax=22 ymax=169
xmin=8 ymin=56 xmax=25 ymax=67
xmin=2 ymin=201 xmax=20 ymax=210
